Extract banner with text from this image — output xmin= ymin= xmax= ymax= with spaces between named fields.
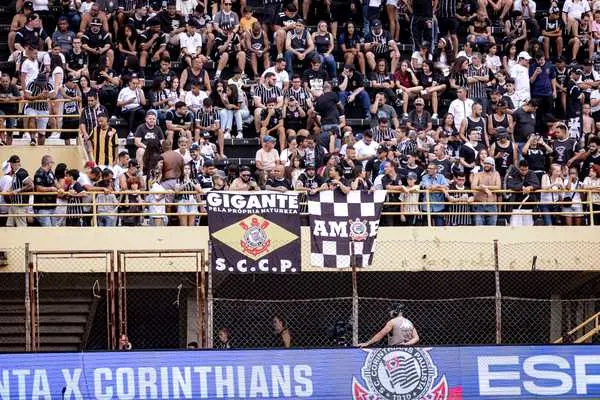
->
xmin=1 ymin=346 xmax=599 ymax=399
xmin=308 ymin=190 xmax=386 ymax=268
xmin=206 ymin=191 xmax=301 ymax=273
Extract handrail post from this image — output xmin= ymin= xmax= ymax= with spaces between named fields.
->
xmin=91 ymin=192 xmax=97 ymax=227
xmin=425 ymin=191 xmax=432 ymax=227
xmin=588 ymin=190 xmax=595 ymax=226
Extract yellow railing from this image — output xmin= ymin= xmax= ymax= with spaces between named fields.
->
xmin=553 ymin=311 xmax=600 ymax=344
xmin=1 ymin=188 xmax=599 ymax=227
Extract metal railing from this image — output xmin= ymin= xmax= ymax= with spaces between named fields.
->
xmin=1 ymin=188 xmax=599 ymax=226
xmin=553 ymin=311 xmax=600 ymax=344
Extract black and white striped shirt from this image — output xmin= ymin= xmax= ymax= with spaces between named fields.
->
xmin=252 ymin=84 xmax=283 ymax=107
xmin=437 ymin=0 xmax=457 ymax=18
xmin=80 ymin=105 xmax=109 ymax=137
xmin=25 ymin=81 xmax=55 ymax=112
xmin=11 ymin=168 xmax=31 ymax=207
xmin=370 ymin=127 xmax=395 ymax=143
xmin=195 ymin=108 xmax=220 ymax=130
xmin=467 ymin=64 xmax=489 ymax=100
xmin=284 ymin=87 xmax=311 ymax=110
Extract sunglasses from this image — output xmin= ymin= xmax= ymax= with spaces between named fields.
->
xmin=224 ymin=2 xmax=232 ymax=5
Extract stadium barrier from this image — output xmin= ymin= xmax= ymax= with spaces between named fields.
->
xmin=1 ymin=188 xmax=599 ymax=226
xmin=2 ymin=243 xmax=599 ymax=352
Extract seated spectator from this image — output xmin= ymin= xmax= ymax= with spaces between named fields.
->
xmin=230 ymin=166 xmax=261 ymax=190
xmin=139 ymin=17 xmax=167 ymax=69
xmin=214 ymin=25 xmax=246 ymax=80
xmin=260 ymin=98 xmax=285 ymax=149
xmin=284 ymin=19 xmax=315 ymax=75
xmin=265 ymin=164 xmax=293 ymax=192
xmin=245 ymin=22 xmax=271 ymax=79
xmin=311 ymin=21 xmax=336 ymax=79
xmin=364 ymin=19 xmax=400 ymax=73
xmin=255 ymin=136 xmax=281 ymax=183
xmin=338 ymin=64 xmax=370 ymax=120
xmin=117 ymin=74 xmax=147 ymax=136
xmin=81 ymin=17 xmax=114 ymax=71
xmin=338 ymin=21 xmax=365 ymax=76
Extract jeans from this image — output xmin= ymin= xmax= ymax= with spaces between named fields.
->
xmin=474 ymin=204 xmax=498 ymax=226
xmin=61 ymin=9 xmax=81 ymax=33
xmin=539 ymin=204 xmax=560 ymax=225
xmin=318 ymin=53 xmax=337 ymax=79
xmin=284 ymin=50 xmax=315 ymax=74
xmin=36 ymin=208 xmax=56 ymax=227
xmin=98 ymin=215 xmax=117 ymax=227
xmin=338 ymin=90 xmax=370 ymax=118
xmin=219 ymin=108 xmax=243 ymax=134
xmin=319 ymin=123 xmax=340 ymax=148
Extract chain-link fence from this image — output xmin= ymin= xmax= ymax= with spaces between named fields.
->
xmin=2 ymin=244 xmax=600 ymax=352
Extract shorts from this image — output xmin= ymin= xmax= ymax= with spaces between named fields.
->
xmin=438 ymin=17 xmax=458 ymax=35
xmin=24 ymin=108 xmax=49 ymax=131
xmin=61 ymin=118 xmax=79 ymax=140
xmin=177 ymin=197 xmax=198 ymax=214
xmin=161 ymin=178 xmax=178 ymax=204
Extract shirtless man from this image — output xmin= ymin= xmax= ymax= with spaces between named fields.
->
xmin=358 ymin=304 xmax=420 ymax=347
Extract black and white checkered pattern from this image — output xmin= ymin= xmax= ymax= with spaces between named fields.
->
xmin=308 ymin=190 xmax=387 ymax=269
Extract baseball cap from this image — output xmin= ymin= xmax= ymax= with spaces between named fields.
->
xmin=263 ymin=136 xmax=276 ymax=143
xmin=202 ymin=131 xmax=211 ymax=138
xmin=23 ymin=1 xmax=34 ymax=9
xmin=147 ymin=17 xmax=161 ymax=26
xmin=377 ymin=145 xmax=388 ymax=153
xmin=190 ymin=143 xmax=199 ymax=151
xmin=484 ymin=157 xmax=495 ymax=165
xmin=496 ymin=126 xmax=509 ymax=138
xmin=203 ymin=159 xmax=214 ymax=167
xmin=518 ymin=51 xmax=532 ymax=60
xmin=372 ymin=19 xmax=382 ymax=28
xmin=305 ymin=163 xmax=316 ymax=170
xmin=407 ymin=172 xmax=418 ymax=180
xmin=146 ymin=109 xmax=158 ymax=117
xmin=2 ymin=161 xmax=10 ymax=175
xmin=414 ymin=97 xmax=425 ymax=105
xmin=26 ymin=14 xmax=39 ymax=23
xmin=90 ymin=17 xmax=102 ymax=25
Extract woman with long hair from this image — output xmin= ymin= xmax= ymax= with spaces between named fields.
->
xmin=78 ymin=75 xmax=93 ymax=108
xmin=562 ymin=166 xmax=584 ymax=226
xmin=338 ymin=22 xmax=366 ymax=75
xmin=54 ymin=163 xmax=69 ymax=227
xmin=448 ymin=56 xmax=469 ymax=92
xmin=433 ymin=37 xmax=454 ymax=77
xmin=583 ymin=164 xmax=600 ymax=225
xmin=149 ymin=77 xmax=170 ymax=123
xmin=311 ymin=21 xmax=337 ymax=78
xmin=286 ymin=154 xmax=305 ymax=188
xmin=502 ymin=43 xmax=518 ymax=73
xmin=166 ymin=76 xmax=185 ymax=108
xmin=218 ymin=84 xmax=244 ymax=139
xmin=176 ymin=164 xmax=202 ymax=226
xmin=540 ymin=163 xmax=565 ymax=225
xmin=393 ymin=60 xmax=422 ymax=116
xmin=437 ymin=113 xmax=461 ymax=157
xmin=117 ymin=24 xmax=138 ymax=73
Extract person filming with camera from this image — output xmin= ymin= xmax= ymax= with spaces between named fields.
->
xmin=358 ymin=304 xmax=420 ymax=347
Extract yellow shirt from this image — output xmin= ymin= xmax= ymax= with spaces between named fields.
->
xmin=240 ymin=16 xmax=258 ymax=32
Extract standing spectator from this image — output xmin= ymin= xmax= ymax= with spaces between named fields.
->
xmin=33 ymin=155 xmax=58 ymax=227
xmin=471 ymin=157 xmax=502 ymax=225
xmin=5 ymin=155 xmax=33 ymax=227
xmin=459 ymin=102 xmax=488 ymax=150
xmin=583 ymin=164 xmax=600 ymax=224
xmin=563 ymin=166 xmax=584 ymax=226
xmin=444 ymin=172 xmax=474 ymax=226
xmin=551 ymin=122 xmax=584 ymax=166
xmin=522 ymin=134 xmax=553 ymax=182
xmin=89 ymin=113 xmax=118 ymax=168
xmin=489 ymin=128 xmax=518 ymax=179
xmin=24 ymin=73 xmax=55 ymax=145
xmin=512 ymin=99 xmax=538 ymax=149
xmin=511 ymin=51 xmax=532 ymax=103
xmin=0 ymin=73 xmax=23 ymax=146
xmin=506 ymin=160 xmax=541 ymax=226
xmin=539 ymin=164 xmax=565 ymax=225
xmin=466 ymin=53 xmax=489 ymax=108
xmin=420 ymin=162 xmax=449 ymax=226
xmin=529 ymin=53 xmax=556 ymax=134
xmin=80 ymin=91 xmax=108 ymax=158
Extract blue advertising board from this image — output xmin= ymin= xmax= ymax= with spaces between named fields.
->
xmin=0 ymin=345 xmax=599 ymax=399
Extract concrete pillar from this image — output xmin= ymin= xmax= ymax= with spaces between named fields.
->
xmin=186 ymin=294 xmax=199 ymax=345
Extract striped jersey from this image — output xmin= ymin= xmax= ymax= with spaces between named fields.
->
xmin=80 ymin=105 xmax=109 ymax=136
xmin=437 ymin=0 xmax=457 ymax=18
xmin=252 ymin=84 xmax=283 ymax=106
xmin=284 ymin=87 xmax=311 ymax=110
xmin=370 ymin=127 xmax=395 ymax=143
xmin=195 ymin=108 xmax=220 ymax=130
xmin=11 ymin=168 xmax=31 ymax=207
xmin=25 ymin=81 xmax=55 ymax=112
xmin=90 ymin=126 xmax=118 ymax=167
xmin=467 ymin=64 xmax=489 ymax=100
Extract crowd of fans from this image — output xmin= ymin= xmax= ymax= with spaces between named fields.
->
xmin=1 ymin=0 xmax=600 ymax=227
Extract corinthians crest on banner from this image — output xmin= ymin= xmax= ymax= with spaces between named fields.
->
xmin=206 ymin=191 xmax=301 ymax=273
xmin=308 ymin=190 xmax=386 ymax=268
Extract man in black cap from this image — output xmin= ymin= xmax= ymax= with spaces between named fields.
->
xmin=5 ymin=155 xmax=34 ymax=227
xmin=295 ymin=162 xmax=326 ymax=194
xmin=489 ymin=127 xmax=518 ymax=179
xmin=81 ymin=17 xmax=114 ymax=69
xmin=14 ymin=13 xmax=51 ymax=57
xmin=139 ymin=17 xmax=168 ymax=69
xmin=566 ymin=68 xmax=584 ymax=120
xmin=364 ymin=19 xmax=400 ymax=73
xmin=213 ymin=24 xmax=246 ymax=80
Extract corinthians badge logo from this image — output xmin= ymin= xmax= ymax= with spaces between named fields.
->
xmin=349 ymin=218 xmax=368 ymax=241
xmin=239 ymin=217 xmax=271 ymax=257
xmin=353 ymin=348 xmax=449 ymax=400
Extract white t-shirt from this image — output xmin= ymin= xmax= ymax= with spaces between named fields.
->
xmin=590 ymin=89 xmax=600 ymax=113
xmin=513 ymin=0 xmax=537 ymax=17
xmin=562 ymin=0 xmax=591 ymax=19
xmin=510 ymin=63 xmax=531 ymax=102
xmin=485 ymin=55 xmax=502 ymax=73
xmin=21 ymin=59 xmax=39 ymax=86
xmin=178 ymin=32 xmax=203 ymax=56
xmin=117 ymin=87 xmax=141 ymax=111
xmin=354 ymin=139 xmax=379 ymax=167
xmin=448 ymin=98 xmax=474 ymax=130
xmin=262 ymin=67 xmax=289 ymax=90
xmin=184 ymin=90 xmax=208 ymax=112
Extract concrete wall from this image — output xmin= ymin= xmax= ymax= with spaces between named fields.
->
xmin=0 ymin=144 xmax=88 ymax=175
xmin=2 ymin=226 xmax=600 ymax=273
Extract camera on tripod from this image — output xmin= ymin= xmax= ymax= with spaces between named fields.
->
xmin=327 ymin=320 xmax=352 ymax=347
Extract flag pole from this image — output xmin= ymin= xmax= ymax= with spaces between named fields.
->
xmin=351 ymin=237 xmax=359 ymax=347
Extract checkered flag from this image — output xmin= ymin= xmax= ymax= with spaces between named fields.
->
xmin=308 ymin=190 xmax=387 ymax=268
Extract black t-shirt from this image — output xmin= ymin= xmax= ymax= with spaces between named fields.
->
xmin=215 ymin=32 xmax=241 ymax=54
xmin=283 ymin=107 xmax=305 ymax=131
xmin=413 ymin=0 xmax=433 ymax=17
xmin=0 ymin=84 xmax=21 ymax=114
xmin=260 ymin=109 xmax=283 ymax=129
xmin=459 ymin=144 xmax=477 ymax=175
xmin=340 ymin=158 xmax=362 ymax=179
xmin=365 ymin=158 xmax=385 ymax=179
xmin=266 ymin=178 xmax=293 ymax=190
xmin=198 ymin=174 xmax=214 ymax=189
xmin=15 ymin=26 xmax=49 ymax=49
xmin=66 ymin=49 xmax=88 ymax=71
xmin=128 ymin=15 xmax=148 ymax=33
xmin=552 ymin=138 xmax=579 ymax=165
xmin=297 ymin=173 xmax=324 ymax=189
xmin=165 ymin=110 xmax=193 ymax=126
xmin=158 ymin=11 xmax=186 ymax=33
xmin=432 ymin=158 xmax=453 ymax=178
xmin=81 ymin=28 xmax=111 ymax=50
xmin=512 ymin=107 xmax=536 ymax=142
xmin=525 ymin=147 xmax=547 ymax=172
xmin=153 ymin=69 xmax=178 ymax=86
xmin=581 ymin=153 xmax=600 ymax=180
xmin=274 ymin=12 xmax=300 ymax=28
xmin=566 ymin=80 xmax=583 ymax=118
xmin=315 ymin=91 xmax=340 ymax=124
xmin=340 ymin=72 xmax=365 ymax=92
xmin=381 ymin=172 xmax=403 ymax=200
xmin=302 ymin=68 xmax=329 ymax=91
xmin=134 ymin=124 xmax=165 ymax=143
xmin=399 ymin=165 xmax=424 ymax=184
xmin=33 ymin=168 xmax=56 ymax=210
xmin=139 ymin=29 xmax=167 ymax=53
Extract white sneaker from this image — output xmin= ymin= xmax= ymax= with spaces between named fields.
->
xmin=236 ymin=132 xmax=243 ymax=139
xmin=223 ymin=132 xmax=231 ymax=139
xmin=432 ymin=113 xmax=438 ymax=119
